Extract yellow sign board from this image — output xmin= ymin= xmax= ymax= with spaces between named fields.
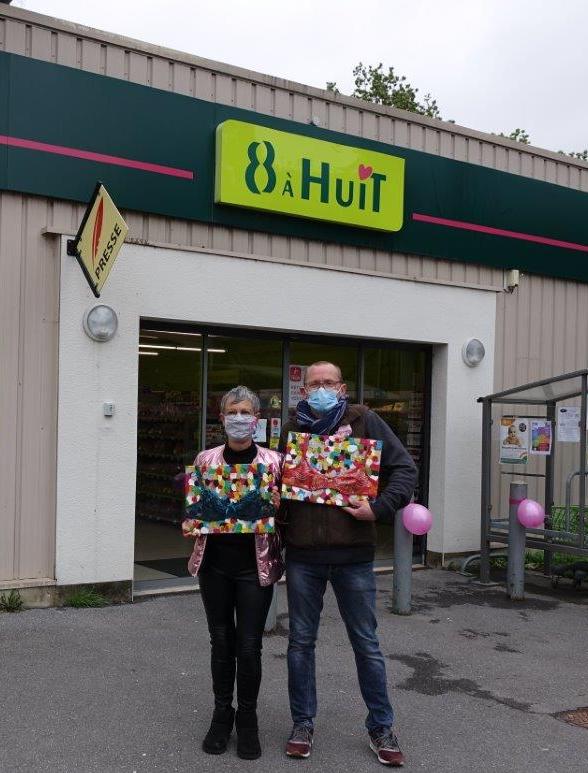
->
xmin=215 ymin=120 xmax=405 ymax=232
xmin=69 ymin=183 xmax=128 ymax=297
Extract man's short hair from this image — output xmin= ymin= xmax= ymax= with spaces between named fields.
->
xmin=220 ymin=385 xmax=260 ymax=413
xmin=304 ymin=361 xmax=343 ymax=384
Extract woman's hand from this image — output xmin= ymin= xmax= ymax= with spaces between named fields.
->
xmin=330 ymin=424 xmax=353 ymax=442
xmin=270 ymin=486 xmax=281 ymax=509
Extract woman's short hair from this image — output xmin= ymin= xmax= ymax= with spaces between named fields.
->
xmin=220 ymin=385 xmax=260 ymax=414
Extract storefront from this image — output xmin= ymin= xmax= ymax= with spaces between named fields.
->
xmin=134 ymin=322 xmax=431 ymax=584
xmin=1 ymin=4 xmax=588 ymax=601
xmin=54 ymin=236 xmax=494 ymax=593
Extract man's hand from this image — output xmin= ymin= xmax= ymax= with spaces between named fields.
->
xmin=342 ymin=498 xmax=376 ymax=521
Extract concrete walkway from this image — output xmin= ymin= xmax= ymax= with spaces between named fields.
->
xmin=2 ymin=569 xmax=588 ymax=772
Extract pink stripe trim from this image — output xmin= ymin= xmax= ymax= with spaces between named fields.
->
xmin=412 ymin=212 xmax=588 ymax=253
xmin=0 ymin=134 xmax=194 ymax=180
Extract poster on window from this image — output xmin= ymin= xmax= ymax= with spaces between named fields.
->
xmin=269 ymin=417 xmax=281 ymax=449
xmin=530 ymin=420 xmax=552 ymax=456
xmin=288 ymin=364 xmax=306 ymax=408
xmin=557 ymin=406 xmax=581 ymax=443
xmin=499 ymin=418 xmax=529 ymax=464
xmin=252 ymin=418 xmax=267 ymax=443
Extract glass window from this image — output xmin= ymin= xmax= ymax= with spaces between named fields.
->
xmin=134 ymin=323 xmax=430 ymax=581
xmin=206 ymin=335 xmax=283 ymax=450
xmin=364 ymin=346 xmax=428 ymax=560
xmin=288 ymin=340 xmax=358 ymax=416
xmin=135 ymin=327 xmax=202 ymax=580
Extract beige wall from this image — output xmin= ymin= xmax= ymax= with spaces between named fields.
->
xmin=493 ymin=276 xmax=588 ymax=518
xmin=1 ymin=4 xmax=587 ymax=580
xmin=0 ymin=192 xmax=60 ymax=581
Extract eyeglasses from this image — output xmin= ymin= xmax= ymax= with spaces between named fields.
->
xmin=306 ymin=380 xmax=342 ymax=390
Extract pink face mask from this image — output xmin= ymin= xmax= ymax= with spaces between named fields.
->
xmin=224 ymin=413 xmax=258 ymax=440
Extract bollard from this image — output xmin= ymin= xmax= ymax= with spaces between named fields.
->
xmin=507 ymin=481 xmax=527 ymax=601
xmin=392 ymin=511 xmax=413 ymax=615
xmin=264 ymin=584 xmax=278 ymax=632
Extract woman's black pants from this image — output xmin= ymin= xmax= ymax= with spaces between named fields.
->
xmin=199 ymin=565 xmax=274 ymax=714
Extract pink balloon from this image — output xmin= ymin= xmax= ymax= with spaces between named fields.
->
xmin=402 ymin=503 xmax=433 ymax=535
xmin=517 ymin=498 xmax=545 ymax=528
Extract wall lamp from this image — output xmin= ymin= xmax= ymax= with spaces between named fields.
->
xmin=83 ymin=305 xmax=118 ymax=342
xmin=462 ymin=338 xmax=485 ymax=367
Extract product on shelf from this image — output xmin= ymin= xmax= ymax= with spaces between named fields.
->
xmin=136 ymin=387 xmax=200 ymax=525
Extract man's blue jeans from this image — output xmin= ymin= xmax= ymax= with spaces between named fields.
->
xmin=286 ymin=558 xmax=394 ymax=732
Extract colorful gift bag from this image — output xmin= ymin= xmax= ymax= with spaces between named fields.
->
xmin=281 ymin=431 xmax=382 ymax=507
xmin=182 ymin=463 xmax=276 ymax=535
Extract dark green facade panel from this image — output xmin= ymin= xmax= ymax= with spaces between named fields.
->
xmin=1 ymin=51 xmax=587 ymax=282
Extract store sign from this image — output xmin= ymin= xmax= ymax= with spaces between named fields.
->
xmin=68 ymin=183 xmax=128 ymax=297
xmin=215 ymin=120 xmax=404 ymax=232
xmin=2 ymin=51 xmax=588 ymax=282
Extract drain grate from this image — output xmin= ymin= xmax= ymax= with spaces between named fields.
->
xmin=555 ymin=708 xmax=588 ymax=729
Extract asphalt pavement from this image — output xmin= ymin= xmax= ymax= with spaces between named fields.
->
xmin=2 ymin=569 xmax=588 ymax=772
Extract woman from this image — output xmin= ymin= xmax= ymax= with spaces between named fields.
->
xmin=183 ymin=385 xmax=283 ymax=760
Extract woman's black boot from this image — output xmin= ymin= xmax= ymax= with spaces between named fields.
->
xmin=202 ymin=706 xmax=235 ymax=755
xmin=236 ymin=709 xmax=261 ymax=760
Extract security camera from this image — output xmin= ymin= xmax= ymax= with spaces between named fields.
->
xmin=505 ymin=269 xmax=520 ymax=292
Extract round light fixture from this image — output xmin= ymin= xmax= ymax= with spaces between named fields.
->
xmin=83 ymin=305 xmax=118 ymax=342
xmin=462 ymin=338 xmax=485 ymax=367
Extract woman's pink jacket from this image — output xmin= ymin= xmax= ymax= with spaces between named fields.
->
xmin=185 ymin=444 xmax=284 ymax=587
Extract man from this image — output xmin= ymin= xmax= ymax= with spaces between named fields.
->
xmin=279 ymin=361 xmax=417 ymax=767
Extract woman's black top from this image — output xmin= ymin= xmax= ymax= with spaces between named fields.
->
xmin=201 ymin=442 xmax=258 ymax=573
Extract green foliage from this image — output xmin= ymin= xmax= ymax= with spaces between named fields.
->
xmin=327 ymin=62 xmax=442 ymax=119
xmin=500 ymin=128 xmax=530 ymax=144
xmin=524 ymin=549 xmax=544 ymax=570
xmin=66 ymin=586 xmax=108 ymax=608
xmin=498 ymin=131 xmax=588 ymax=159
xmin=0 ymin=589 xmax=24 ymax=612
xmin=328 ymin=63 xmax=587 ymax=157
xmin=467 ymin=550 xmax=577 ymax=574
xmin=524 ymin=550 xmax=577 ymax=570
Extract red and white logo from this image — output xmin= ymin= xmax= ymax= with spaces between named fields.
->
xmin=91 ymin=198 xmax=104 ymax=268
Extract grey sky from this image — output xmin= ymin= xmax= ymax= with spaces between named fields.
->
xmin=12 ymin=0 xmax=588 ymax=155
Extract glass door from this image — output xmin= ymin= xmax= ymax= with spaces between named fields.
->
xmin=288 ymin=339 xmax=359 ymax=419
xmin=205 ymin=334 xmax=284 ymax=450
xmin=134 ymin=322 xmax=431 ymax=585
xmin=363 ymin=345 xmax=429 ymax=560
xmin=134 ymin=328 xmax=202 ymax=581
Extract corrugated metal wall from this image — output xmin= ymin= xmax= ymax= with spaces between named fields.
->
xmin=1 ymin=4 xmax=588 ymax=580
xmin=0 ymin=192 xmax=59 ymax=581
xmin=496 ymin=275 xmax=588 ymax=389
xmin=493 ymin=275 xmax=588 ymax=519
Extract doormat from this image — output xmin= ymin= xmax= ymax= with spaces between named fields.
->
xmin=136 ymin=558 xmax=191 ymax=577
xmin=554 ymin=708 xmax=588 ymax=729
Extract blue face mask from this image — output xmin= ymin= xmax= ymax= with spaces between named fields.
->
xmin=307 ymin=387 xmax=340 ymax=414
